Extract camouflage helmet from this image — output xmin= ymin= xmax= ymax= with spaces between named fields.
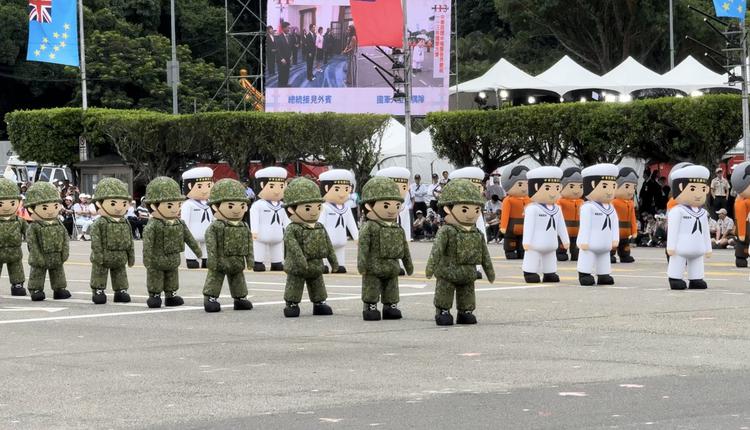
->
xmin=284 ymin=177 xmax=323 ymax=208
xmin=361 ymin=176 xmax=403 ymax=204
xmin=25 ymin=182 xmax=61 ymax=207
xmin=92 ymin=177 xmax=130 ymax=202
xmin=438 ymin=178 xmax=484 ymax=207
xmin=144 ymin=177 xmax=185 ymax=205
xmin=208 ymin=178 xmax=249 ymax=206
xmin=0 ymin=178 xmax=20 ymax=200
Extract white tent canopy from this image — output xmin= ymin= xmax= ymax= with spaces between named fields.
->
xmin=663 ymin=56 xmax=736 ymax=93
xmin=373 ymin=120 xmax=454 ymax=179
xmin=450 ymin=58 xmax=558 ymax=95
xmin=535 ymin=55 xmax=618 ymax=95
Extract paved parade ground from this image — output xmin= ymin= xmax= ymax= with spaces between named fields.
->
xmin=2 ymin=241 xmax=750 ymax=429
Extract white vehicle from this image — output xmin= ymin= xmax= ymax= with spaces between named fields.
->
xmin=35 ymin=164 xmax=73 ymax=185
xmin=3 ymin=156 xmax=30 ymax=184
xmin=3 ymin=156 xmax=73 ymax=186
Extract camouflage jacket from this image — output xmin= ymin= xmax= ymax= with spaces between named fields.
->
xmin=357 ymin=219 xmax=413 ymax=277
xmin=0 ymin=216 xmax=27 ymax=263
xmin=90 ymin=216 xmax=134 ymax=268
xmin=27 ymin=220 xmax=69 ymax=269
xmin=426 ymin=224 xmax=495 ymax=283
xmin=205 ymin=219 xmax=253 ymax=274
xmin=143 ymin=218 xmax=201 ymax=271
xmin=284 ymin=222 xmax=337 ymax=277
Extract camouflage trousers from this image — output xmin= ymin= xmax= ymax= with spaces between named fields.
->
xmin=28 ymin=265 xmax=67 ymax=291
xmin=361 ymin=274 xmax=399 ymax=305
xmin=0 ymin=260 xmax=25 ymax=285
xmin=147 ymin=268 xmax=180 ymax=294
xmin=433 ymin=278 xmax=476 ymax=312
xmin=202 ymin=269 xmax=248 ymax=299
xmin=284 ymin=274 xmax=327 ymax=304
xmin=90 ymin=263 xmax=129 ymax=291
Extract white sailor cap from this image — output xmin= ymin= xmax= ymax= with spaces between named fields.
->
xmin=375 ymin=167 xmax=411 ymax=184
xmin=667 ymin=162 xmax=693 ymax=183
xmin=581 ymin=163 xmax=619 ymax=180
xmin=448 ymin=167 xmax=485 ymax=184
xmin=671 ymin=165 xmax=710 ymax=183
xmin=526 ymin=166 xmax=563 ymax=182
xmin=181 ymin=166 xmax=214 ymax=182
xmin=319 ymin=169 xmax=353 ymax=185
xmin=255 ymin=166 xmax=288 ymax=181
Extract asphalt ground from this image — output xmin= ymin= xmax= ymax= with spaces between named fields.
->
xmin=2 ymin=241 xmax=750 ymax=429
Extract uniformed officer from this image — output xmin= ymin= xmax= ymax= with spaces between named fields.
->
xmin=358 ymin=176 xmax=414 ymax=321
xmin=318 ymin=169 xmax=358 ymax=273
xmin=250 ymin=167 xmax=288 ymax=272
xmin=426 ymin=179 xmax=495 ymax=326
xmin=448 ymin=166 xmax=488 ymax=279
xmin=730 ymin=161 xmax=750 ymax=268
xmin=667 ymin=165 xmax=712 ymax=290
xmin=577 ymin=164 xmax=620 ymax=286
xmin=283 ymin=177 xmax=338 ymax=317
xmin=611 ymin=167 xmax=639 ymax=263
xmin=521 ymin=166 xmax=569 ymax=283
xmin=181 ymin=166 xmax=214 ymax=269
xmin=556 ymin=167 xmax=584 ymax=262
xmin=0 ymin=178 xmax=27 ymax=296
xmin=500 ymin=165 xmax=531 ymax=260
xmin=89 ymin=178 xmax=135 ymax=304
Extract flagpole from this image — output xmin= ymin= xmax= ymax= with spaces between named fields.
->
xmin=77 ymin=0 xmax=87 ymax=110
xmin=402 ymin=0 xmax=413 ymax=174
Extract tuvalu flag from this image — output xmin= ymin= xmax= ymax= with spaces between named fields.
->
xmin=713 ymin=0 xmax=747 ymax=20
xmin=26 ymin=0 xmax=80 ymax=67
xmin=349 ymin=0 xmax=403 ymax=47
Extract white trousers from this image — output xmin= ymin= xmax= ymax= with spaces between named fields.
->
xmin=185 ymin=242 xmax=207 ymax=261
xmin=577 ymin=250 xmax=611 ymax=275
xmin=667 ymin=254 xmax=705 ymax=280
xmin=522 ymin=250 xmax=557 ymax=274
xmin=253 ymin=241 xmax=284 ymax=264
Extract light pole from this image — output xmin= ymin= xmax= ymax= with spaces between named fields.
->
xmin=669 ymin=0 xmax=675 ymax=69
xmin=402 ymin=0 xmax=413 ymax=173
xmin=169 ymin=0 xmax=179 ymax=114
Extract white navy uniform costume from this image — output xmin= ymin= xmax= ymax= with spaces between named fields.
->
xmin=250 ymin=167 xmax=289 ymax=265
xmin=318 ymin=170 xmax=359 ymax=269
xmin=449 ymin=167 xmax=488 ymax=241
xmin=577 ymin=164 xmax=620 ymax=277
xmin=375 ymin=167 xmax=412 ymax=241
xmin=181 ymin=167 xmax=214 ymax=263
xmin=667 ymin=166 xmax=712 ymax=283
xmin=522 ymin=167 xmax=569 ymax=275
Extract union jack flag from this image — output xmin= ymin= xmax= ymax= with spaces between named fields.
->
xmin=29 ymin=0 xmax=52 ymax=23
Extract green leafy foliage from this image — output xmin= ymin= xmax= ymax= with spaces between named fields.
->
xmin=5 ymin=108 xmax=86 ymax=166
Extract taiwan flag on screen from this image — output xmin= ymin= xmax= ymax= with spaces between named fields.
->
xmin=350 ymin=0 xmax=403 ymax=47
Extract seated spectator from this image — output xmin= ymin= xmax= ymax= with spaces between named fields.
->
xmin=484 ymin=194 xmax=501 ymax=243
xmin=72 ymin=194 xmax=97 ymax=240
xmin=130 ymin=197 xmax=150 ymax=239
xmin=647 ymin=213 xmax=667 ymax=247
xmin=412 ymin=210 xmax=435 ymax=240
xmin=712 ymin=208 xmax=736 ymax=249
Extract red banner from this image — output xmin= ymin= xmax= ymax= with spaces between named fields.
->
xmin=350 ymin=0 xmax=403 ymax=47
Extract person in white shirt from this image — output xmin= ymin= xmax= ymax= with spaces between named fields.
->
xmin=409 ymin=174 xmax=429 ymax=222
xmin=577 ymin=164 xmax=620 ymax=286
xmin=318 ymin=169 xmax=359 ymax=273
xmin=712 ymin=208 xmax=736 ymax=249
xmin=250 ymin=167 xmax=289 ymax=271
xmin=181 ymin=167 xmax=214 ymax=269
xmin=427 ymin=173 xmax=440 ymax=213
xmin=667 ymin=165 xmax=712 ymax=290
xmin=72 ymin=194 xmax=97 ymax=240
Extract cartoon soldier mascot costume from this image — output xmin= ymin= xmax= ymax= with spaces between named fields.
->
xmin=0 ymin=178 xmax=27 ymax=296
xmin=250 ymin=167 xmax=288 ymax=272
xmin=25 ymin=182 xmax=71 ymax=301
xmin=426 ymin=179 xmax=495 ymax=326
xmin=142 ymin=177 xmax=202 ymax=308
xmin=203 ymin=178 xmax=254 ymax=313
xmin=500 ymin=165 xmax=530 ymax=260
xmin=667 ymin=165 xmax=712 ymax=290
xmin=318 ymin=169 xmax=358 ymax=273
xmin=611 ymin=167 xmax=638 ymax=263
xmin=89 ymin=178 xmax=135 ymax=304
xmin=731 ymin=161 xmax=750 ymax=268
xmin=375 ymin=167 xmax=412 ymax=241
xmin=449 ymin=166 xmax=488 ymax=279
xmin=577 ymin=164 xmax=620 ymax=286
xmin=181 ymin=167 xmax=214 ymax=268
xmin=521 ymin=167 xmax=569 ymax=283
xmin=358 ymin=176 xmax=414 ymax=321
xmin=557 ymin=167 xmax=584 ymax=262
xmin=283 ymin=177 xmax=338 ymax=317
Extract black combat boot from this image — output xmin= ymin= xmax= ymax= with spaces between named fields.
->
xmin=284 ymin=302 xmax=300 ymax=318
xmin=669 ymin=278 xmax=687 ymax=290
xmin=234 ymin=297 xmax=253 ymax=310
xmin=523 ymin=272 xmax=541 ymax=283
xmin=475 ymin=270 xmax=483 ymax=280
xmin=435 ymin=309 xmax=454 ymax=326
xmin=30 ymin=290 xmax=45 ymax=301
xmin=253 ymin=262 xmax=266 ymax=272
xmin=505 ymin=251 xmax=518 ymax=260
xmin=164 ymin=292 xmax=184 ymax=307
xmin=10 ymin=283 xmax=27 ymax=296
xmin=313 ymin=301 xmax=333 ymax=315
xmin=382 ymin=303 xmax=402 ymax=320
xmin=322 ymin=265 xmax=330 ymax=274
xmin=597 ymin=274 xmax=614 ymax=285
xmin=186 ymin=259 xmax=200 ymax=269
xmin=204 ymin=296 xmax=221 ymax=312
xmin=113 ymin=290 xmax=131 ymax=303
xmin=335 ymin=266 xmax=347 ymax=274
xmin=620 ymin=253 xmax=635 ymax=263
xmin=610 ymin=253 xmax=617 ymax=264
xmin=399 ymin=268 xmax=406 ymax=276
xmin=92 ymin=289 xmax=107 ymax=304
xmin=542 ymin=273 xmax=560 ymax=283
xmin=362 ymin=303 xmax=381 ymax=321
xmin=688 ymin=279 xmax=708 ymax=289
xmin=456 ymin=311 xmax=477 ymax=325
xmin=147 ymin=293 xmax=162 ymax=308
xmin=736 ymin=258 xmax=748 ymax=268
xmin=53 ymin=289 xmax=71 ymax=300
xmin=556 ymin=251 xmax=569 ymax=262
xmin=270 ymin=262 xmax=284 ymax=271
xmin=578 ymin=272 xmax=595 ymax=286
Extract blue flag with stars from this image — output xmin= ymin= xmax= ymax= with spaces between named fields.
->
xmin=26 ymin=0 xmax=79 ymax=67
xmin=713 ymin=0 xmax=747 ymax=20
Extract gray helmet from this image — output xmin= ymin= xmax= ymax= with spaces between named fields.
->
xmin=501 ymin=165 xmax=529 ymax=191
xmin=616 ymin=167 xmax=639 ymax=187
xmin=731 ymin=161 xmax=750 ymax=193
xmin=560 ymin=167 xmax=582 ymax=188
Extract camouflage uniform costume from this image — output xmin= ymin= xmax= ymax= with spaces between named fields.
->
xmin=358 ymin=176 xmax=413 ymax=320
xmin=0 ymin=178 xmax=27 ymax=296
xmin=142 ymin=177 xmax=201 ymax=308
xmin=427 ymin=179 xmax=495 ymax=325
xmin=202 ymin=179 xmax=254 ymax=311
xmin=89 ymin=178 xmax=135 ymax=303
xmin=26 ymin=182 xmax=70 ymax=300
xmin=283 ymin=178 xmax=338 ymax=317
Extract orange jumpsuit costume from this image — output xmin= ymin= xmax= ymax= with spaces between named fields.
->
xmin=500 ymin=165 xmax=530 ymax=260
xmin=612 ymin=198 xmax=637 ymax=262
xmin=557 ymin=198 xmax=583 ymax=261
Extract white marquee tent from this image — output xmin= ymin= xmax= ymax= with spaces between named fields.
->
xmin=372 ymin=119 xmax=454 ymax=179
